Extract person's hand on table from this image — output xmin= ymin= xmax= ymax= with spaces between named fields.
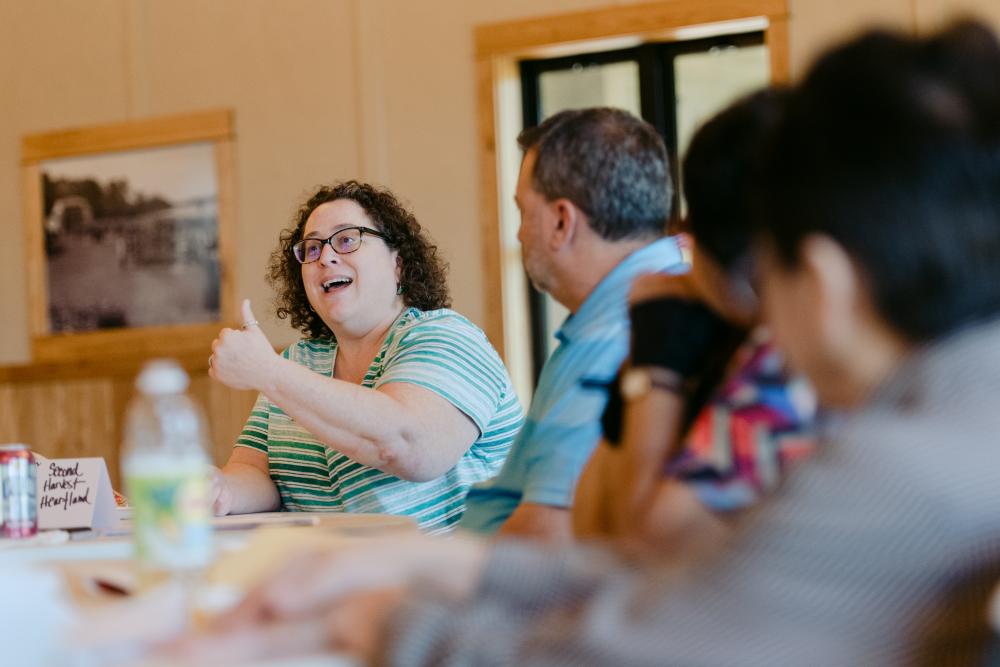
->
xmin=163 ymin=614 xmax=335 ymax=664
xmin=165 ymin=588 xmax=405 ymax=664
xmin=222 ymin=533 xmax=486 ymax=624
xmin=169 ymin=534 xmax=489 ymax=662
xmin=323 ymin=587 xmax=407 ymax=662
xmin=209 ymin=299 xmax=281 ymax=392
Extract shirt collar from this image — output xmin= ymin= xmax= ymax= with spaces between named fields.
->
xmin=555 ymin=236 xmax=685 ymax=344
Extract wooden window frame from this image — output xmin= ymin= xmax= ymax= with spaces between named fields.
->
xmin=474 ymin=0 xmax=790 ymax=357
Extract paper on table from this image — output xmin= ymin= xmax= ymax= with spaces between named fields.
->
xmin=33 ymin=453 xmax=119 ymax=531
xmin=210 ymin=512 xmax=322 ymax=531
xmin=68 ymin=578 xmax=192 ymax=663
xmin=100 ymin=511 xmax=320 ymax=539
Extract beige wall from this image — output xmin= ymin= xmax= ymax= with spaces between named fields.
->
xmin=1 ymin=0 xmax=997 ymax=366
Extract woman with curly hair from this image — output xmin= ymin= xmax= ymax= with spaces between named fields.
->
xmin=208 ymin=181 xmax=523 ymax=533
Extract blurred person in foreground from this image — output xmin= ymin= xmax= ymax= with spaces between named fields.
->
xmin=183 ymin=20 xmax=1000 ymax=665
xmin=208 ymin=181 xmax=523 ymax=533
xmin=573 ymin=88 xmax=815 ymax=559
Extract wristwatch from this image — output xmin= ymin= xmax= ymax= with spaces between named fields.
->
xmin=620 ymin=366 xmax=685 ymax=402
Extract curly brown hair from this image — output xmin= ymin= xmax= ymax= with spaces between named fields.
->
xmin=267 ymin=180 xmax=451 ymax=339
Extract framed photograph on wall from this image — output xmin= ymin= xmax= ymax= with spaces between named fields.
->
xmin=20 ymin=110 xmax=236 ymax=365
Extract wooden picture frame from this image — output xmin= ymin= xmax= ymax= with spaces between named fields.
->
xmin=20 ymin=109 xmax=236 ymax=365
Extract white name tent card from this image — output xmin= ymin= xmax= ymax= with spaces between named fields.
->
xmin=34 ymin=454 xmax=118 ymax=530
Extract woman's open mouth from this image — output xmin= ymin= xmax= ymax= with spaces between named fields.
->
xmin=321 ymin=277 xmax=354 ymax=293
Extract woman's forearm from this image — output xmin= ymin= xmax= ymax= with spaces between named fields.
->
xmin=615 ymin=389 xmax=686 ymax=530
xmin=264 ymin=356 xmax=405 ymax=461
xmin=261 ymin=357 xmax=474 ymax=481
xmin=210 ymin=308 xmax=479 ymax=483
xmin=574 ymin=391 xmax=687 ymax=540
xmin=572 ymin=442 xmax=616 ymax=539
xmin=222 ymin=461 xmax=282 ymax=514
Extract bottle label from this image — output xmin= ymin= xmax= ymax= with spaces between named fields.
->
xmin=128 ymin=468 xmax=212 ymax=570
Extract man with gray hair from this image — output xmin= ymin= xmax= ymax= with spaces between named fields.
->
xmin=458 ymin=107 xmax=685 ymax=539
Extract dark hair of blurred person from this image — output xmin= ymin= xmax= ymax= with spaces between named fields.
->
xmin=762 ymin=21 xmax=1000 ymax=345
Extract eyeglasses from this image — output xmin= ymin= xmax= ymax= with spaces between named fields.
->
xmin=292 ymin=226 xmax=386 ymax=264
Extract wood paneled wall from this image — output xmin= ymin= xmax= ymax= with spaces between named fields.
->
xmin=0 ymin=357 xmax=256 ymax=489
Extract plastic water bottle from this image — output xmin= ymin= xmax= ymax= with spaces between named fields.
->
xmin=122 ymin=359 xmax=213 ymax=581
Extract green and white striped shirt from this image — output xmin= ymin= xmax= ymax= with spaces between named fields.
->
xmin=235 ymin=307 xmax=523 ymax=533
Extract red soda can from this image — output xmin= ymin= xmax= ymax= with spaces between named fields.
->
xmin=0 ymin=444 xmax=38 ymax=538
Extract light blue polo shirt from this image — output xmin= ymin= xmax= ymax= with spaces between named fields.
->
xmin=459 ymin=236 xmax=686 ymax=533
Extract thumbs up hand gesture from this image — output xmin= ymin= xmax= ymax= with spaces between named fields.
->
xmin=209 ymin=299 xmax=280 ymax=392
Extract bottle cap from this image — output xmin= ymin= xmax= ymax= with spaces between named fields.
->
xmin=135 ymin=358 xmax=190 ymax=395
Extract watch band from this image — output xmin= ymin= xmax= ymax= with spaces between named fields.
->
xmin=620 ymin=366 xmax=686 ymax=402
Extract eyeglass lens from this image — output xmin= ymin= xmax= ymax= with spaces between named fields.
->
xmin=295 ymin=228 xmax=364 ymax=263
